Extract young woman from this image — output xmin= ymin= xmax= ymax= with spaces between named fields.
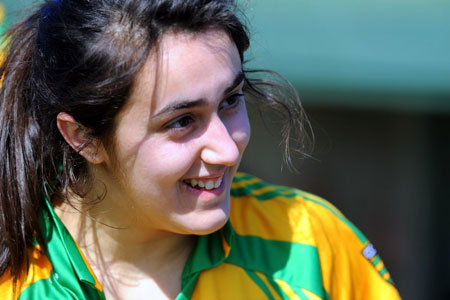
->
xmin=0 ymin=0 xmax=401 ymax=299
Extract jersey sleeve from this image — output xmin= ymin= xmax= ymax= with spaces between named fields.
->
xmin=302 ymin=192 xmax=401 ymax=300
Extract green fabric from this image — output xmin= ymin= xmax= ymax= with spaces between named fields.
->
xmin=18 ymin=275 xmax=103 ymax=300
xmin=42 ymin=199 xmax=97 ymax=285
xmin=175 ymin=273 xmax=199 ymax=300
xmin=372 ymin=255 xmax=381 ymax=266
xmin=226 ymin=234 xmax=327 ymax=299
xmin=231 ymin=182 xmax=295 ymax=200
xmin=181 ymin=221 xmax=232 ymax=276
xmin=25 ymin=199 xmax=106 ymax=300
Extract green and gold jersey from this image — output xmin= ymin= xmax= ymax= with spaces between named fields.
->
xmin=0 ymin=173 xmax=401 ymax=299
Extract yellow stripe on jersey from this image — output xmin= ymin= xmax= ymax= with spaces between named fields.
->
xmin=0 ymin=245 xmax=52 ymax=300
xmin=275 ymin=279 xmax=301 ymax=300
xmin=230 ymin=184 xmax=316 ymax=246
xmin=302 ymin=288 xmax=323 ymax=300
xmin=231 ymin=173 xmax=260 ymax=185
xmin=220 ymin=230 xmax=232 ymax=258
xmin=74 ymin=241 xmax=103 ymax=291
xmin=254 ymin=272 xmax=283 ymax=300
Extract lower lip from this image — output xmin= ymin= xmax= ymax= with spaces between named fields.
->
xmin=182 ymin=177 xmax=227 ymax=203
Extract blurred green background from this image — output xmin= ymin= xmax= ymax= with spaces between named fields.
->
xmin=1 ymin=0 xmax=449 ymax=299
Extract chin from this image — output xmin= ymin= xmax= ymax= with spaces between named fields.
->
xmin=184 ymin=208 xmax=230 ymax=236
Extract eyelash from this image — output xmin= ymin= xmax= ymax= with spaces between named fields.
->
xmin=165 ymin=114 xmax=195 ymax=131
xmin=164 ymin=92 xmax=244 ymax=132
xmin=219 ymin=92 xmax=244 ymax=111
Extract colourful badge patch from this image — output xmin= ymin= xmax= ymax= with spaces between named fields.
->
xmin=362 ymin=243 xmax=394 ymax=285
xmin=362 ymin=243 xmax=377 ymax=259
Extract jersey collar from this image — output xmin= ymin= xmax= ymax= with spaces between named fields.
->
xmin=39 ymin=195 xmax=235 ymax=295
xmin=39 ymin=198 xmax=102 ymax=290
xmin=181 ymin=219 xmax=235 ymax=278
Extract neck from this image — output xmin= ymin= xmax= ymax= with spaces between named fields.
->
xmin=55 ymin=201 xmax=196 ymax=299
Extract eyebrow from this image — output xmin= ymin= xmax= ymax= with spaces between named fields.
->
xmin=224 ymin=70 xmax=245 ymax=95
xmin=153 ymin=70 xmax=245 ymax=118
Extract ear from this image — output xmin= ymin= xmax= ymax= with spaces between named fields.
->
xmin=56 ymin=112 xmax=105 ymax=164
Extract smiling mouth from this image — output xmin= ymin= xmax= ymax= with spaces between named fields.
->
xmin=183 ymin=176 xmax=223 ymax=190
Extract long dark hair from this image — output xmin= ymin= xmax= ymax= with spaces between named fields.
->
xmin=0 ymin=0 xmax=309 ymax=282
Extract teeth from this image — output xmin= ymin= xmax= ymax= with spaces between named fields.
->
xmin=205 ymin=181 xmax=214 ymax=190
xmin=185 ymin=176 xmax=223 ymax=190
xmin=214 ymin=177 xmax=222 ymax=188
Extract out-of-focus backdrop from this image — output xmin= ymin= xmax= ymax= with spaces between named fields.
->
xmin=240 ymin=1 xmax=450 ymax=299
xmin=1 ymin=0 xmax=448 ymax=299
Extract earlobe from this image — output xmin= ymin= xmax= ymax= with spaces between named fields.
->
xmin=56 ymin=112 xmax=105 ymax=164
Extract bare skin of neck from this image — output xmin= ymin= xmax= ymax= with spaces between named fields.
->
xmin=55 ymin=201 xmax=197 ymax=300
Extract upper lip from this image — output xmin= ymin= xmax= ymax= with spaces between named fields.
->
xmin=183 ymin=170 xmax=226 ymax=181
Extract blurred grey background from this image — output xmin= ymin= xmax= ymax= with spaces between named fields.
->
xmin=2 ymin=0 xmax=449 ymax=299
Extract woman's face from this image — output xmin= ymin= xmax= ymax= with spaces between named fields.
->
xmin=95 ymin=30 xmax=250 ymax=236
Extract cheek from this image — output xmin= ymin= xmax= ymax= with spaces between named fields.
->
xmin=138 ymin=140 xmax=193 ymax=174
xmin=153 ymin=143 xmax=196 ymax=172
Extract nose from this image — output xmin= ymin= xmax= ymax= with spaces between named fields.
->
xmin=200 ymin=116 xmax=241 ymax=167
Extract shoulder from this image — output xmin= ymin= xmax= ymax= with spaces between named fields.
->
xmin=0 ymin=238 xmax=103 ymax=300
xmin=0 ymin=245 xmax=53 ymax=300
xmin=230 ymin=172 xmax=351 ymax=245
xmin=229 ymin=172 xmax=401 ymax=299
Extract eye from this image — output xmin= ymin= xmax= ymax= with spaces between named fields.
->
xmin=220 ymin=92 xmax=244 ymax=111
xmin=165 ymin=114 xmax=194 ymax=130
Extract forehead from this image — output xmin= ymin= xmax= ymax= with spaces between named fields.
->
xmin=128 ymin=29 xmax=242 ymax=113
